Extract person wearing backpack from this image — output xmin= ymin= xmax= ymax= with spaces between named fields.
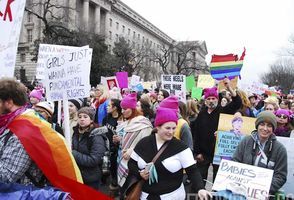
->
xmin=72 ymin=107 xmax=108 ymax=190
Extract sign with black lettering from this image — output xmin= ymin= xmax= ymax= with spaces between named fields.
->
xmin=213 ymin=160 xmax=273 ymax=200
xmin=45 ymin=46 xmax=92 ymax=101
xmin=161 ymin=74 xmax=186 ymax=102
xmin=1 ymin=0 xmax=26 ymax=77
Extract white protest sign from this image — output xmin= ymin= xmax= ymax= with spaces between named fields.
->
xmin=213 ymin=160 xmax=273 ymax=200
xmin=277 ymin=137 xmax=294 ymax=196
xmin=45 ymin=46 xmax=92 ymax=101
xmin=130 ymin=75 xmax=141 ymax=86
xmin=0 ymin=0 xmax=26 ymax=77
xmin=161 ymin=74 xmax=186 ymax=102
xmin=36 ymin=44 xmax=86 ymax=80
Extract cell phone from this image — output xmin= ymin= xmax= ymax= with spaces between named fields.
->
xmin=145 ymin=162 xmax=153 ymax=171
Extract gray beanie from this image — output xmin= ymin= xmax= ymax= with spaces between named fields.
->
xmin=78 ymin=107 xmax=96 ymax=120
xmin=255 ymin=111 xmax=277 ymax=131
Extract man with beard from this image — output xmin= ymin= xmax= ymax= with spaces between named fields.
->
xmin=191 ymin=78 xmax=242 ymax=186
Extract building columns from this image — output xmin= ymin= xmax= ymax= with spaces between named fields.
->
xmin=94 ymin=5 xmax=101 ymax=34
xmin=82 ymin=0 xmax=89 ymax=31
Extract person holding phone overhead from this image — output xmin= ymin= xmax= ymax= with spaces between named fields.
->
xmin=126 ymin=107 xmax=211 ymax=200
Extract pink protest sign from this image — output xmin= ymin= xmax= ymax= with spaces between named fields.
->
xmin=116 ymin=72 xmax=128 ymax=88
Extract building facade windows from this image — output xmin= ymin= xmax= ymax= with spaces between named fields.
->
xmin=20 ymin=54 xmax=26 ymax=62
xmin=115 ymin=34 xmax=119 ymax=42
xmin=27 ymin=29 xmax=33 ymax=42
xmin=116 ymin=22 xmax=119 ymax=30
xmin=109 ymin=18 xmax=112 ymax=27
xmin=133 ymin=31 xmax=135 ymax=39
xmin=109 ymin=31 xmax=112 ymax=40
xmin=122 ymin=25 xmax=125 ymax=33
xmin=128 ymin=28 xmax=130 ymax=35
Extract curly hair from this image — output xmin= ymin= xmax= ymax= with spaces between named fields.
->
xmin=0 ymin=78 xmax=28 ymax=106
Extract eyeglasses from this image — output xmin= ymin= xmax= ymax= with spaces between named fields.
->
xmin=276 ymin=114 xmax=288 ymax=119
xmin=265 ymin=108 xmax=274 ymax=111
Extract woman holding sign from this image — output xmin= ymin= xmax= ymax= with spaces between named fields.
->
xmin=233 ymin=111 xmax=288 ymax=197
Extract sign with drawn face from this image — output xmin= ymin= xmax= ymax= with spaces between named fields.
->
xmin=1 ymin=0 xmax=26 ymax=78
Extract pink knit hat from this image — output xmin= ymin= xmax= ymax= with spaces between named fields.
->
xmin=204 ymin=87 xmax=218 ymax=99
xmin=29 ymin=89 xmax=43 ymax=100
xmin=120 ymin=93 xmax=137 ymax=109
xmin=159 ymin=95 xmax=179 ymax=111
xmin=275 ymin=109 xmax=291 ymax=119
xmin=155 ymin=107 xmax=178 ymax=127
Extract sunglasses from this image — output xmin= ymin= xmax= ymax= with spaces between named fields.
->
xmin=276 ymin=114 xmax=288 ymax=119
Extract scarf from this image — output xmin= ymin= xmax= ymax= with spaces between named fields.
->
xmin=0 ymin=106 xmax=26 ymax=135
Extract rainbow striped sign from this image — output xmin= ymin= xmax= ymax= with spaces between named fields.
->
xmin=210 ymin=49 xmax=246 ymax=80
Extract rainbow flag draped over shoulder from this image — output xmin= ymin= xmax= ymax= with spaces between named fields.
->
xmin=8 ymin=110 xmax=111 ymax=200
xmin=210 ymin=49 xmax=246 ymax=80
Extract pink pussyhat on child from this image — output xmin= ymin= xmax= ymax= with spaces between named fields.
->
xmin=154 ymin=107 xmax=178 ymax=127
xmin=203 ymin=87 xmax=218 ymax=99
xmin=120 ymin=93 xmax=137 ymax=109
xmin=29 ymin=89 xmax=43 ymax=100
xmin=159 ymin=95 xmax=179 ymax=111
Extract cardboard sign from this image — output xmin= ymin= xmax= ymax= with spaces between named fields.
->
xmin=130 ymin=75 xmax=141 ymax=86
xmin=191 ymin=87 xmax=203 ymax=100
xmin=197 ymin=74 xmax=215 ymax=89
xmin=218 ymin=76 xmax=238 ymax=91
xmin=161 ymin=74 xmax=186 ymax=102
xmin=116 ymin=71 xmax=128 ymax=88
xmin=101 ymin=76 xmax=119 ymax=91
xmin=1 ymin=0 xmax=26 ymax=77
xmin=36 ymin=44 xmax=83 ymax=80
xmin=186 ymin=75 xmax=196 ymax=92
xmin=213 ymin=114 xmax=256 ymax=165
xmin=213 ymin=160 xmax=273 ymax=200
xmin=45 ymin=46 xmax=92 ymax=101
xmin=276 ymin=137 xmax=294 ymax=195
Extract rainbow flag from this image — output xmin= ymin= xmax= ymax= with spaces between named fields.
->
xmin=8 ymin=110 xmax=112 ymax=200
xmin=210 ymin=49 xmax=246 ymax=80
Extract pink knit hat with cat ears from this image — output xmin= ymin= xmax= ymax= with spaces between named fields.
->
xmin=120 ymin=93 xmax=137 ymax=109
xmin=154 ymin=107 xmax=178 ymax=127
xmin=204 ymin=87 xmax=219 ymax=99
xmin=29 ymin=89 xmax=43 ymax=100
xmin=159 ymin=95 xmax=179 ymax=112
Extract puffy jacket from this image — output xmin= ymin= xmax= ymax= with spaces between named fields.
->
xmin=72 ymin=126 xmax=107 ymax=184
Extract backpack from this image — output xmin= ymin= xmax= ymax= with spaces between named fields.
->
xmin=87 ymin=126 xmax=111 ymax=175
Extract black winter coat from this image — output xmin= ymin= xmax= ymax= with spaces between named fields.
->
xmin=72 ymin=126 xmax=107 ymax=184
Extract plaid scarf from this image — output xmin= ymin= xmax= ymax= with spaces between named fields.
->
xmin=0 ymin=106 xmax=26 ymax=135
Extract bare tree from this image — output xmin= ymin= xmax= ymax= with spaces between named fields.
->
xmin=25 ymin=0 xmax=74 ymax=38
xmin=150 ymin=44 xmax=172 ymax=74
xmin=261 ymin=59 xmax=294 ymax=93
xmin=172 ymin=41 xmax=208 ymax=75
xmin=112 ymin=37 xmax=150 ymax=75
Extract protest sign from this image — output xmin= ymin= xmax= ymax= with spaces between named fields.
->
xmin=142 ymin=81 xmax=157 ymax=90
xmin=213 ymin=131 xmax=245 ymax=164
xmin=196 ymin=74 xmax=215 ymax=88
xmin=161 ymin=74 xmax=186 ymax=102
xmin=213 ymin=160 xmax=273 ymax=200
xmin=104 ymin=76 xmax=119 ymax=90
xmin=213 ymin=114 xmax=255 ymax=165
xmin=36 ymin=44 xmax=83 ymax=80
xmin=191 ymin=87 xmax=203 ymax=100
xmin=1 ymin=0 xmax=26 ymax=77
xmin=218 ymin=76 xmax=238 ymax=91
xmin=45 ymin=46 xmax=92 ymax=101
xmin=116 ymin=72 xmax=128 ymax=88
xmin=276 ymin=137 xmax=294 ymax=196
xmin=186 ymin=75 xmax=195 ymax=92
xmin=130 ymin=75 xmax=141 ymax=86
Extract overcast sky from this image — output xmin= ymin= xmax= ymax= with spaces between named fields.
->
xmin=122 ymin=0 xmax=294 ymax=84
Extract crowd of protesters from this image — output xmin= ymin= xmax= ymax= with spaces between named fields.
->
xmin=1 ymin=76 xmax=294 ymax=199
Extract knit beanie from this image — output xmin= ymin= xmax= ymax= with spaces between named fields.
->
xmin=35 ymin=101 xmax=54 ymax=117
xmin=29 ymin=89 xmax=43 ymax=100
xmin=154 ymin=107 xmax=178 ymax=127
xmin=255 ymin=111 xmax=277 ymax=131
xmin=78 ymin=107 xmax=96 ymax=120
xmin=203 ymin=87 xmax=218 ymax=99
xmin=69 ymin=98 xmax=84 ymax=110
xmin=120 ymin=93 xmax=137 ymax=109
xmin=159 ymin=95 xmax=179 ymax=111
xmin=275 ymin=109 xmax=291 ymax=119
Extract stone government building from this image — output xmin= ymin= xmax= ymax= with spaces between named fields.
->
xmin=15 ymin=0 xmax=208 ymax=82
